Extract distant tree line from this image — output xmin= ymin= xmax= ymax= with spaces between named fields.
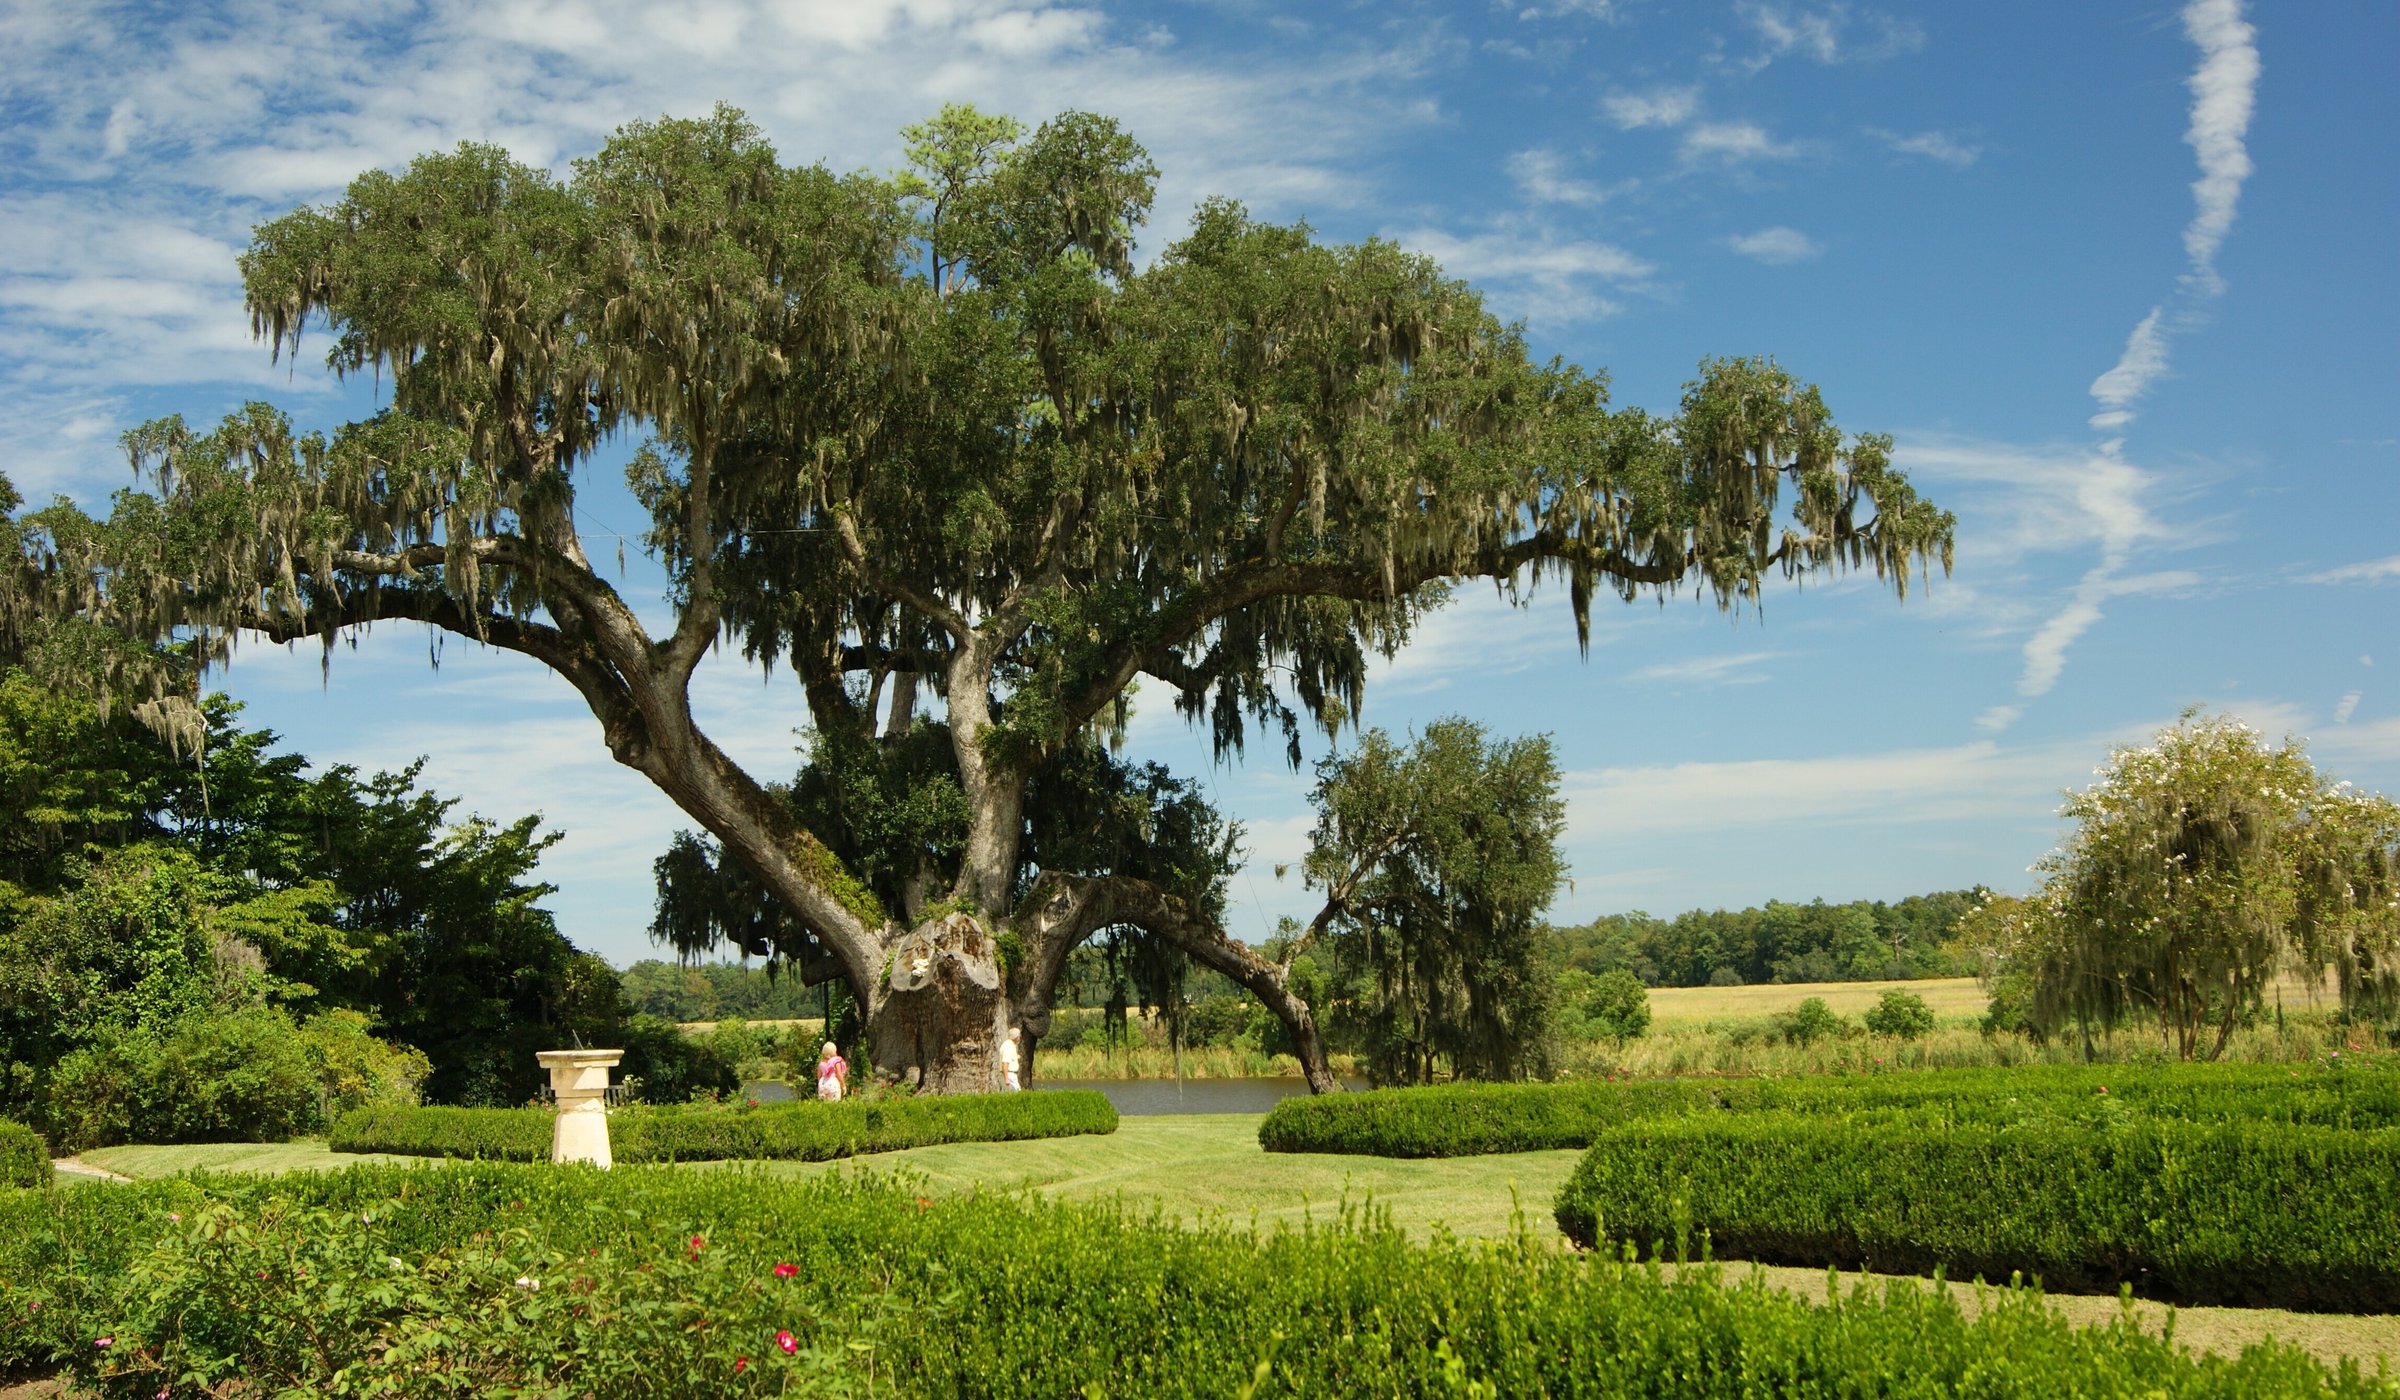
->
xmin=618 ymin=960 xmax=826 ymax=1024
xmin=1548 ymin=891 xmax=1983 ymax=988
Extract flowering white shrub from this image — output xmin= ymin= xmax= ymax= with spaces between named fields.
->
xmin=1997 ymin=711 xmax=2399 ymax=1058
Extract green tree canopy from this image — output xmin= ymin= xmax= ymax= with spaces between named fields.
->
xmin=2 ymin=103 xmax=1951 ymax=1092
xmin=1288 ymin=718 xmax=1566 ymax=1084
xmin=0 ymin=670 xmax=618 ymax=1107
xmin=1994 ymin=711 xmax=2400 ymax=1059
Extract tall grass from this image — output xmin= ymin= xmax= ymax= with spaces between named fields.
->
xmin=1032 ymin=1020 xmax=2368 ymax=1082
xmin=1563 ymin=1016 xmax=2371 ymax=1080
xmin=1032 ymin=1044 xmax=1359 ymax=1080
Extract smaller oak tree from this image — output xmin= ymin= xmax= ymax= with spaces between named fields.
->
xmin=1290 ymin=718 xmax=1565 ymax=1085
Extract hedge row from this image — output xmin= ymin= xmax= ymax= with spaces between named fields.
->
xmin=1260 ymin=1062 xmax=2400 ymax=1157
xmin=0 ymin=1163 xmax=2385 ymax=1396
xmin=329 ymin=1088 xmax=1117 ymax=1163
xmin=0 ymin=1119 xmax=48 ymax=1190
xmin=1553 ymin=1113 xmax=2400 ymax=1313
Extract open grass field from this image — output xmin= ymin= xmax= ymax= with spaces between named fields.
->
xmin=78 ymin=1114 xmax=2400 ymax=1372
xmin=1644 ymin=976 xmax=1989 ymax=1024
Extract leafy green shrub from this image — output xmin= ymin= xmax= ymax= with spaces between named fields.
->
xmin=299 ymin=1008 xmax=432 ymax=1117
xmin=329 ymin=1103 xmax=551 ymax=1160
xmin=1575 ymin=969 xmax=1652 ymax=1042
xmin=1181 ymin=994 xmax=1253 ymax=1048
xmin=45 ymin=1006 xmax=326 ymax=1151
xmin=43 ymin=1006 xmax=425 ymax=1151
xmin=1862 ymin=989 xmax=1938 ymax=1040
xmin=332 ymin=1090 xmax=1119 ymax=1163
xmin=1260 ymin=1062 xmax=2400 ymax=1158
xmin=1554 ymin=1113 xmax=2400 ymax=1311
xmin=0 ymin=1116 xmax=49 ymax=1188
xmin=1778 ymin=995 xmax=1845 ymax=1045
xmin=149 ymin=1005 xmax=322 ymax=1143
xmin=620 ymin=1012 xmax=743 ymax=1103
xmin=0 ymin=1162 xmax=2379 ymax=1396
xmin=41 ymin=1024 xmax=161 ymax=1154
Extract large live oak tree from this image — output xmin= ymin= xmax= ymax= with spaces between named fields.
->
xmin=1 ymin=105 xmax=1952 ymax=1092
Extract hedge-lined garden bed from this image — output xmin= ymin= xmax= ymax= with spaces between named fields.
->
xmin=1552 ymin=1113 xmax=2400 ymax=1313
xmin=330 ymin=1089 xmax=1117 ymax=1163
xmin=1260 ymin=1063 xmax=2400 ymax=1157
xmin=0 ymin=1161 xmax=2385 ymax=1396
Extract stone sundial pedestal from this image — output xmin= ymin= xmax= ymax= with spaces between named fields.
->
xmin=536 ymin=1049 xmax=624 ymax=1168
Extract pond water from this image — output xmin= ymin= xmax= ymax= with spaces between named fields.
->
xmin=741 ymin=1076 xmax=1365 ymax=1115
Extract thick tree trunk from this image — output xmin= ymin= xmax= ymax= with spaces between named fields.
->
xmin=840 ymin=888 xmax=1342 ymax=1097
xmin=865 ymin=912 xmax=1013 ymax=1093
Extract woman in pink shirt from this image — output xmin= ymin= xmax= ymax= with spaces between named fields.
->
xmin=815 ymin=1042 xmax=848 ymax=1102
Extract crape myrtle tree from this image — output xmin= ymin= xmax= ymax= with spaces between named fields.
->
xmin=1994 ymin=712 xmax=2400 ymax=1059
xmin=1 ymin=103 xmax=1952 ymax=1093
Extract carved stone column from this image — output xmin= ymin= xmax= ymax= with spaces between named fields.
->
xmin=536 ymin=1049 xmax=624 ymax=1168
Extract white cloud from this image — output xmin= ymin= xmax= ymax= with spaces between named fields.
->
xmin=1975 ymin=705 xmax=2023 ymax=733
xmin=2088 ymin=307 xmax=2169 ymax=427
xmin=1562 ymin=734 xmax=2091 ymax=839
xmin=1680 ymin=121 xmax=1800 ymax=164
xmin=2335 ymin=691 xmax=2362 ymax=725
xmin=1515 ymin=0 xmax=1619 ymax=21
xmin=2013 ymin=557 xmax=2201 ymax=702
xmin=1388 ymin=224 xmax=1654 ymax=325
xmin=1739 ymin=3 xmax=1924 ymax=69
xmin=1896 ymin=434 xmax=2177 ymax=567
xmin=2078 ymin=1 xmax=2258 ymax=436
xmin=2014 ymin=577 xmax=2106 ymax=699
xmin=1505 ymin=149 xmax=1608 ymax=205
xmin=2315 ymin=715 xmax=2400 ymax=765
xmin=1365 ymin=588 xmax=1595 ymax=698
xmin=1988 ymin=1 xmax=2260 ymax=718
xmin=0 ymin=0 xmax=1456 ymax=500
xmin=1601 ymin=85 xmax=1698 ymax=130
xmin=1878 ymin=128 xmax=1979 ymax=168
xmin=2303 ymin=555 xmax=2400 ymax=586
xmin=1725 ymin=226 xmax=1821 ymax=264
xmin=1899 ymin=433 xmax=2195 ymax=715
xmin=2179 ymin=0 xmax=2258 ymax=296
xmin=1631 ymin=651 xmax=1783 ymax=686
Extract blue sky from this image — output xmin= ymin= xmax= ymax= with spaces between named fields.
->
xmin=3 ymin=1 xmax=2393 ymax=968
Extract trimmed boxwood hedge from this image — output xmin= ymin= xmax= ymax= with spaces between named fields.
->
xmin=1553 ymin=1113 xmax=2400 ymax=1313
xmin=1260 ymin=1062 xmax=2400 ymax=1157
xmin=0 ymin=1161 xmax=2386 ymax=1395
xmin=0 ymin=1118 xmax=49 ymax=1189
xmin=330 ymin=1088 xmax=1117 ymax=1163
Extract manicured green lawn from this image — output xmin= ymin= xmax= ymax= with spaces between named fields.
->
xmin=79 ymin=1139 xmax=424 ymax=1177
xmin=76 ymin=1114 xmax=2400 ymax=1371
xmin=87 ymin=1116 xmax=1580 ymax=1240
xmin=773 ymin=1112 xmax=1582 ymax=1239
